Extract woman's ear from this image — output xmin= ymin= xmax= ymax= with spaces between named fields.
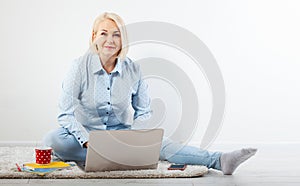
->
xmin=92 ymin=31 xmax=96 ymax=42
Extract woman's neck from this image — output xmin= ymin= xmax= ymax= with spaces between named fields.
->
xmin=100 ymin=55 xmax=117 ymax=73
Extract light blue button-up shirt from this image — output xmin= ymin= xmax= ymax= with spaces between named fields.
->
xmin=57 ymin=51 xmax=152 ymax=147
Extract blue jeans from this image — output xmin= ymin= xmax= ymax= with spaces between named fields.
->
xmin=43 ymin=125 xmax=221 ymax=170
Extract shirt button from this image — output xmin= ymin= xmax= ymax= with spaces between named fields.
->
xmin=108 ymin=102 xmax=110 ymax=105
xmin=78 ymin=137 xmax=80 ymax=140
xmin=104 ymin=123 xmax=107 ymax=125
xmin=107 ymin=87 xmax=110 ymax=90
xmin=81 ymin=141 xmax=83 ymax=144
xmin=106 ymin=112 xmax=109 ymax=114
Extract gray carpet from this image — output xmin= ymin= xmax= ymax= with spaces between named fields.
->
xmin=0 ymin=147 xmax=208 ymax=179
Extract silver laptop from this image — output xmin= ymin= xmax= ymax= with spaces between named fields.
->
xmin=85 ymin=129 xmax=164 ymax=172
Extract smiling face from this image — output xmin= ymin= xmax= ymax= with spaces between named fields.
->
xmin=92 ymin=19 xmax=122 ymax=60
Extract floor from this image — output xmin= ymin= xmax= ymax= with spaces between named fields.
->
xmin=1 ymin=143 xmax=299 ymax=186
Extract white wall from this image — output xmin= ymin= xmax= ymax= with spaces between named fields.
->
xmin=0 ymin=0 xmax=299 ymax=145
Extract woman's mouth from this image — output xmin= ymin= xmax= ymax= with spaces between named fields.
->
xmin=104 ymin=46 xmax=115 ymax=49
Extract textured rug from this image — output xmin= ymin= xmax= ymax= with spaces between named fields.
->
xmin=0 ymin=147 xmax=208 ymax=179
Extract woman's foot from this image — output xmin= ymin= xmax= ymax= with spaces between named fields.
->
xmin=220 ymin=148 xmax=257 ymax=175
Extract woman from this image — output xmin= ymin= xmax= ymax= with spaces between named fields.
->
xmin=43 ymin=12 xmax=257 ymax=175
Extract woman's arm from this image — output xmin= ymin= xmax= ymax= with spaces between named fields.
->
xmin=57 ymin=59 xmax=89 ymax=148
xmin=131 ymin=70 xmax=153 ymax=129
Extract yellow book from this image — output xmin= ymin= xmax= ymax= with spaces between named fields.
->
xmin=24 ymin=161 xmax=71 ymax=169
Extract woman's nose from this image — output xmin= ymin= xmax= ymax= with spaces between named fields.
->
xmin=106 ymin=34 xmax=114 ymax=43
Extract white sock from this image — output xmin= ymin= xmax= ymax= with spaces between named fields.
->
xmin=220 ymin=148 xmax=257 ymax=175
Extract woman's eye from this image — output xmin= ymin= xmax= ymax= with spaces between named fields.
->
xmin=113 ymin=34 xmax=121 ymax=37
xmin=100 ymin=32 xmax=107 ymax=36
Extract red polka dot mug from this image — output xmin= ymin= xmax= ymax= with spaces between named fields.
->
xmin=35 ymin=147 xmax=52 ymax=164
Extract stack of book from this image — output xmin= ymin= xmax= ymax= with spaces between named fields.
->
xmin=17 ymin=161 xmax=73 ymax=176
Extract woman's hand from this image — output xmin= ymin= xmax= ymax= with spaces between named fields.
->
xmin=83 ymin=142 xmax=89 ymax=148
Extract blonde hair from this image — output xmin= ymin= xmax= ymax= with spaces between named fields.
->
xmin=90 ymin=12 xmax=128 ymax=61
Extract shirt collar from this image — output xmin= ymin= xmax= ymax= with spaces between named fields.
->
xmin=111 ymin=58 xmax=122 ymax=75
xmin=91 ymin=54 xmax=104 ymax=74
xmin=92 ymin=54 xmax=123 ymax=75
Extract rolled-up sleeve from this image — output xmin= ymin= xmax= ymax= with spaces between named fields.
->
xmin=57 ymin=60 xmax=89 ymax=147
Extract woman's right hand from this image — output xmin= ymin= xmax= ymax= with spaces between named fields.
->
xmin=83 ymin=142 xmax=89 ymax=148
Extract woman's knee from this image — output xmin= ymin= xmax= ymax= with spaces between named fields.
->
xmin=159 ymin=139 xmax=184 ymax=161
xmin=43 ymin=127 xmax=86 ymax=161
xmin=43 ymin=128 xmax=59 ymax=147
xmin=43 ymin=128 xmax=75 ymax=152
